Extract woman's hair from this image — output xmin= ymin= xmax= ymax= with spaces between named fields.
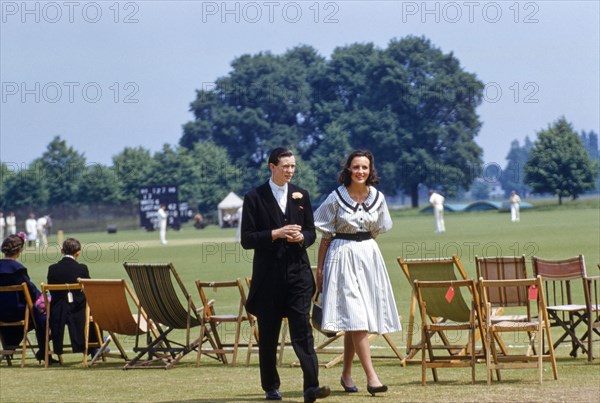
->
xmin=338 ymin=150 xmax=380 ymax=186
xmin=62 ymin=238 xmax=82 ymax=256
xmin=1 ymin=234 xmax=25 ymax=257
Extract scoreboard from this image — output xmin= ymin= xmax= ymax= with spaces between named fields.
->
xmin=139 ymin=185 xmax=180 ymax=230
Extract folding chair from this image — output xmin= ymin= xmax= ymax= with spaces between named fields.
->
xmin=475 ymin=256 xmax=530 ymax=357
xmin=41 ymin=283 xmax=103 ymax=368
xmin=414 ymin=279 xmax=482 ymax=385
xmin=479 ymin=276 xmax=558 ymax=384
xmin=532 ymin=255 xmax=594 ymax=360
xmin=123 ymin=262 xmax=220 ymax=369
xmin=397 ymin=256 xmax=476 ymax=364
xmin=584 ymin=275 xmax=600 ymax=360
xmin=0 ymin=283 xmax=36 ymax=367
xmin=79 ymin=279 xmax=158 ymax=367
xmin=195 ymin=278 xmax=257 ymax=367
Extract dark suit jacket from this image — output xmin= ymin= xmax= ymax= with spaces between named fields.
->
xmin=241 ymin=181 xmax=316 ymax=316
xmin=46 ymin=257 xmax=91 ymax=353
xmin=47 ymin=257 xmax=90 ymax=304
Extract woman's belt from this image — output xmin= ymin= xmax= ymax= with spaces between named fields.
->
xmin=333 ymin=232 xmax=372 ymax=242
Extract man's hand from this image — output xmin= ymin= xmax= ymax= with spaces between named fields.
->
xmin=273 ymin=224 xmax=303 ymax=242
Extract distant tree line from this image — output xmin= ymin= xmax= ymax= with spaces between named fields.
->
xmin=1 ymin=37 xmax=598 ymax=214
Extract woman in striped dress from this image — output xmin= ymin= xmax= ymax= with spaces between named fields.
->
xmin=314 ymin=150 xmax=401 ymax=396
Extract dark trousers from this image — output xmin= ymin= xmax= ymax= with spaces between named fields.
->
xmin=257 ymin=276 xmax=319 ymax=392
xmin=49 ymin=299 xmax=99 ymax=354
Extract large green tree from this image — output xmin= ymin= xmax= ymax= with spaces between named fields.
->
xmin=366 ymin=36 xmax=484 ymax=206
xmin=524 ymin=117 xmax=596 ymax=204
xmin=1 ymin=160 xmax=49 ymax=210
xmin=112 ymin=146 xmax=156 ymax=204
xmin=185 ymin=141 xmax=243 ymax=213
xmin=77 ymin=165 xmax=122 ymax=205
xmin=181 ymin=46 xmax=326 ymax=188
xmin=181 ymin=37 xmax=484 ymax=206
xmin=38 ymin=136 xmax=86 ymax=207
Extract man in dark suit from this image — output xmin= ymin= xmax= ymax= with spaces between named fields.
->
xmin=47 ymin=238 xmax=98 ymax=355
xmin=241 ymin=148 xmax=330 ymax=403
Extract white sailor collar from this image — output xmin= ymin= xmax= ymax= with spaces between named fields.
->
xmin=333 ymin=185 xmax=382 ymax=213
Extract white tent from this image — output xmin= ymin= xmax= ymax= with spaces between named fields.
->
xmin=217 ymin=192 xmax=243 ymax=228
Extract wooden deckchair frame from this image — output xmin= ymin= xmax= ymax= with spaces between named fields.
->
xmin=0 ymin=283 xmax=35 ymax=367
xmin=196 ymin=278 xmax=257 ymax=367
xmin=79 ymin=279 xmax=159 ymax=367
xmin=123 ymin=262 xmax=220 ymax=369
xmin=479 ymin=276 xmax=558 ymax=384
xmin=532 ymin=255 xmax=597 ymax=360
xmin=397 ymin=255 xmax=479 ymax=364
xmin=475 ymin=255 xmax=531 ymax=359
xmin=41 ymin=282 xmax=103 ymax=368
xmin=414 ymin=278 xmax=482 ymax=385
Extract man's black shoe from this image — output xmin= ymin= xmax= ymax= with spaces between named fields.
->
xmin=265 ymin=389 xmax=282 ymax=400
xmin=304 ymin=385 xmax=331 ymax=403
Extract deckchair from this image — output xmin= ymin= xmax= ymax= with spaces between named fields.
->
xmin=532 ymin=255 xmax=598 ymax=360
xmin=397 ymin=256 xmax=480 ymax=364
xmin=479 ymin=276 xmax=558 ymax=384
xmin=584 ymin=275 xmax=600 ymax=360
xmin=414 ymin=278 xmax=482 ymax=385
xmin=79 ymin=279 xmax=158 ymax=367
xmin=41 ymin=283 xmax=103 ymax=368
xmin=0 ymin=283 xmax=35 ymax=367
xmin=123 ymin=262 xmax=220 ymax=369
xmin=195 ymin=278 xmax=257 ymax=367
xmin=475 ymin=256 xmax=530 ymax=357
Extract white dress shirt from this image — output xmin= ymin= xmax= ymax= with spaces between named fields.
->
xmin=269 ymin=179 xmax=288 ymax=213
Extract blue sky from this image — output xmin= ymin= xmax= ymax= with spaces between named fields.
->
xmin=1 ymin=1 xmax=599 ymax=172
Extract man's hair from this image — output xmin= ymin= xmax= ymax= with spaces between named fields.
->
xmin=62 ymin=238 xmax=82 ymax=255
xmin=268 ymin=147 xmax=294 ymax=165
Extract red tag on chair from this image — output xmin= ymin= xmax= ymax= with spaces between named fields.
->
xmin=445 ymin=286 xmax=455 ymax=303
xmin=528 ymin=285 xmax=538 ymax=300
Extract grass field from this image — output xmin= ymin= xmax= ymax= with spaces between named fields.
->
xmin=1 ymin=198 xmax=599 ymax=402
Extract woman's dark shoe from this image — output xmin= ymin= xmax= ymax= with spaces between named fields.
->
xmin=366 ymin=384 xmax=388 ymax=396
xmin=340 ymin=377 xmax=358 ymax=393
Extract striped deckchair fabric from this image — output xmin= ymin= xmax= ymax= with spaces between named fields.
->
xmin=475 ymin=256 xmax=529 ymax=308
xmin=123 ymin=262 xmax=219 ymax=369
xmin=125 ymin=263 xmax=196 ymax=329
